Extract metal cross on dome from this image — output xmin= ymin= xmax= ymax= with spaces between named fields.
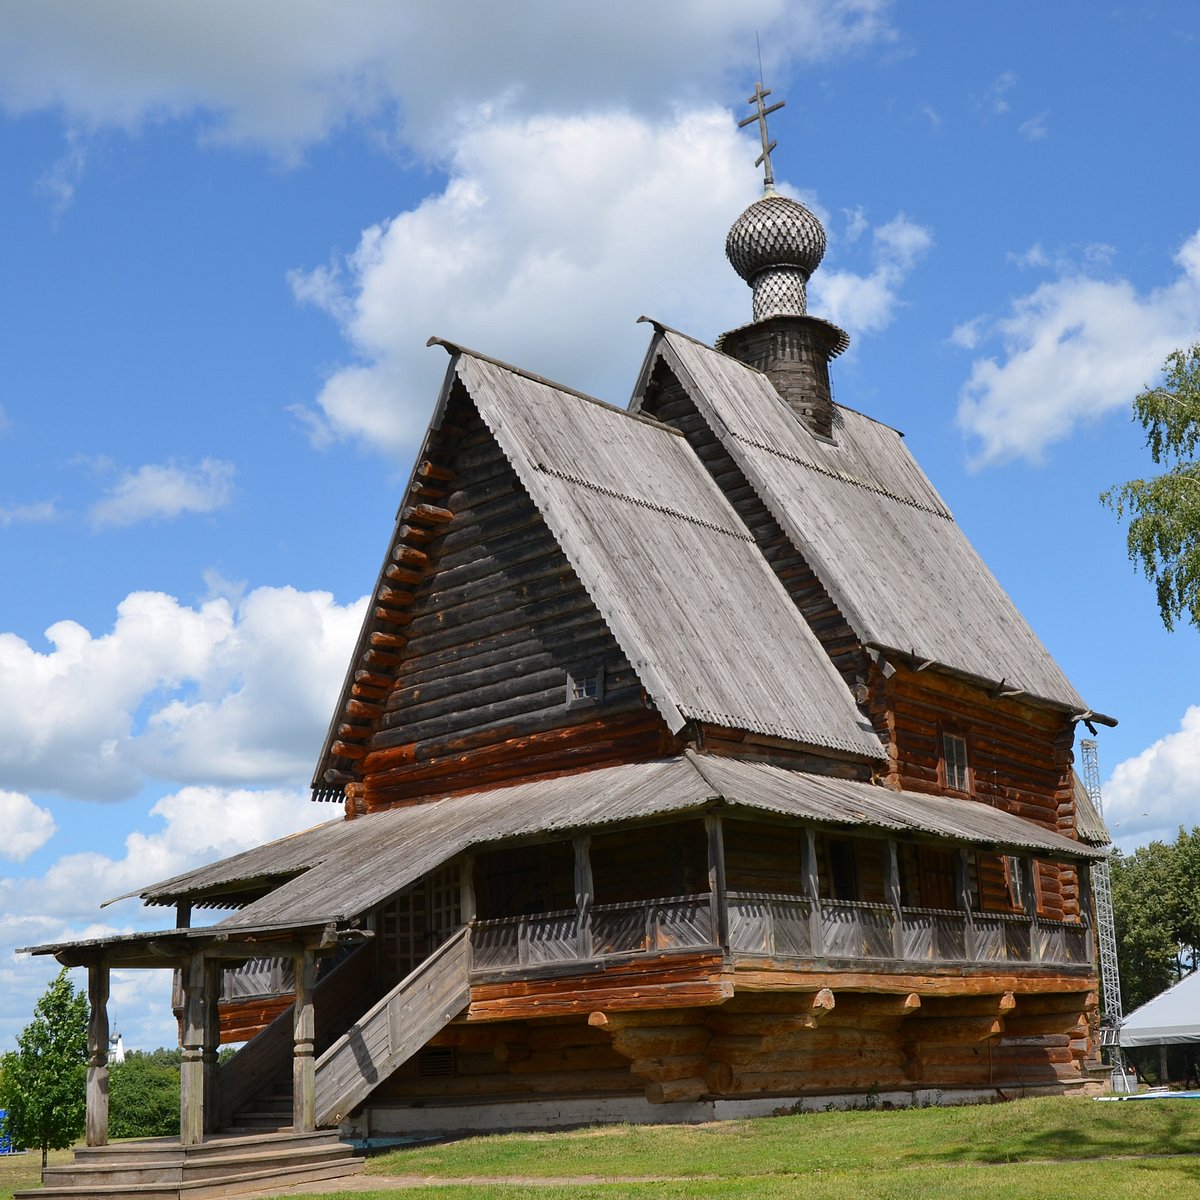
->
xmin=739 ymin=81 xmax=785 ymax=193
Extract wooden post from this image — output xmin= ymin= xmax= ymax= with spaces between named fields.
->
xmin=1159 ymin=1042 xmax=1170 ymax=1087
xmin=706 ymin=813 xmax=729 ymax=949
xmin=803 ymin=828 xmax=824 ymax=956
xmin=176 ymin=901 xmax=192 ymax=930
xmin=886 ymin=838 xmax=905 ymax=959
xmin=1023 ymin=856 xmax=1041 ymax=964
xmin=85 ymin=961 xmax=110 ymax=1148
xmin=179 ymin=955 xmax=207 ymax=1146
xmin=574 ymin=835 xmax=593 ymax=960
xmin=202 ymin=959 xmax=222 ymax=1134
xmin=957 ymin=848 xmax=977 ymax=962
xmin=293 ymin=950 xmax=318 ymax=1134
xmin=459 ymin=854 xmax=476 ymax=925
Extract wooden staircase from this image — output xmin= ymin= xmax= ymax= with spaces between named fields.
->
xmin=14 ymin=1129 xmax=365 ymax=1200
xmin=19 ymin=928 xmax=473 ymax=1200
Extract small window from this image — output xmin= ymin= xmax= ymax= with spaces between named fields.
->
xmin=827 ymin=839 xmax=858 ymax=901
xmin=943 ymin=733 xmax=969 ymax=792
xmin=566 ymin=663 xmax=605 ymax=708
xmin=1004 ymin=856 xmax=1025 ymax=911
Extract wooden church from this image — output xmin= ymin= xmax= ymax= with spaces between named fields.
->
xmin=23 ymin=87 xmax=1113 ymax=1197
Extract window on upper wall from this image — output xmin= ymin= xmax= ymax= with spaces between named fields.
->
xmin=942 ymin=732 xmax=970 ymax=793
xmin=566 ymin=662 xmax=605 ymax=709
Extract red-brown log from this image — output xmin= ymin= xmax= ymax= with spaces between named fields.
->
xmin=391 ymin=545 xmax=430 ymax=566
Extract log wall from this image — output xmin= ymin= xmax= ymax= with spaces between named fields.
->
xmin=367 ymin=976 xmax=1096 ymax=1108
xmin=357 ymin=387 xmax=675 ymax=811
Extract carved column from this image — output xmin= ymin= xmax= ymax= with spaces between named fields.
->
xmin=705 ymin=813 xmax=729 ymax=949
xmin=85 ymin=961 xmax=110 ymax=1147
xmin=573 ymin=835 xmax=593 ymax=959
xmin=179 ymin=954 xmax=207 ymax=1145
xmin=202 ymin=960 xmax=222 ymax=1134
xmin=886 ymin=839 xmax=905 ymax=959
xmin=803 ymin=828 xmax=824 ymax=955
xmin=293 ymin=950 xmax=318 ymax=1134
xmin=957 ymin=848 xmax=977 ymax=962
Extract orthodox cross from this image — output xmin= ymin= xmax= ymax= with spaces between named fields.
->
xmin=738 ymin=82 xmax=785 ymax=193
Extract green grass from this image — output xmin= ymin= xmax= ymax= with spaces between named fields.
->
xmin=9 ymin=1097 xmax=1200 ymax=1198
xmin=272 ymin=1096 xmax=1200 ymax=1198
xmin=0 ymin=1146 xmax=70 ymax=1200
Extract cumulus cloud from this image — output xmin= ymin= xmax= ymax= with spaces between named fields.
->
xmin=1019 ymin=111 xmax=1049 ymax=141
xmin=0 ymin=585 xmax=365 ymax=801
xmin=0 ymin=1 xmax=895 ymax=162
xmin=1104 ymin=707 xmax=1200 ymax=847
xmin=956 ymin=228 xmax=1200 ymax=466
xmin=291 ymin=110 xmax=930 ymax=457
xmin=0 ymin=783 xmax=321 ymax=1051
xmin=89 ymin=458 xmax=235 ymax=528
xmin=812 ymin=213 xmax=933 ymax=335
xmin=0 ymin=499 xmax=57 ymax=527
xmin=0 ymin=791 xmax=56 ymax=861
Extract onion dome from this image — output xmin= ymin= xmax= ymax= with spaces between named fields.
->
xmin=725 ymin=193 xmax=827 ymax=322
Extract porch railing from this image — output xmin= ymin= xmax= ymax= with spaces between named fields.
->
xmin=471 ymin=892 xmax=1093 ymax=975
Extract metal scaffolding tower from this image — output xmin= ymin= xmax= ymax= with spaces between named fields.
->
xmin=1081 ymin=738 xmax=1123 ymax=1063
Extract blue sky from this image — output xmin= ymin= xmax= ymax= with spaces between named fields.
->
xmin=1 ymin=1 xmax=1198 ymax=1052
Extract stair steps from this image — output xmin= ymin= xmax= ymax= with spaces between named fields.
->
xmin=15 ymin=1129 xmax=365 ymax=1200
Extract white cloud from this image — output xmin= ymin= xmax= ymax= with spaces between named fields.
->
xmin=956 ymin=229 xmax=1200 ymax=466
xmin=1 ymin=784 xmax=321 ymax=1051
xmin=0 ymin=1 xmax=896 ymax=162
xmin=0 ymin=499 xmax=57 ymax=527
xmin=0 ymin=791 xmax=56 ymax=861
xmin=1018 ymin=111 xmax=1049 ymax=141
xmin=89 ymin=458 xmax=235 ymax=528
xmin=0 ymin=585 xmax=365 ymax=801
xmin=985 ymin=70 xmax=1017 ymax=115
xmin=290 ymin=111 xmax=931 ymax=458
xmin=1104 ymin=707 xmax=1200 ymax=848
xmin=812 ymin=212 xmax=933 ymax=335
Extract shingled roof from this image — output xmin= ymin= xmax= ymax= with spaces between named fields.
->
xmin=100 ymin=753 xmax=1101 ymax=941
xmin=633 ymin=324 xmax=1110 ymax=722
xmin=312 ymin=344 xmax=886 ymax=796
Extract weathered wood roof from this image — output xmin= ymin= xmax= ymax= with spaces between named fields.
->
xmin=456 ymin=350 xmax=885 ymax=760
xmin=1072 ymin=771 xmax=1112 ymax=847
xmin=109 ymin=754 xmax=1100 ymax=941
xmin=636 ymin=325 xmax=1109 ymax=722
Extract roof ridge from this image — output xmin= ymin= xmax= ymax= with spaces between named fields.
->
xmin=429 ymin=335 xmax=683 ymax=436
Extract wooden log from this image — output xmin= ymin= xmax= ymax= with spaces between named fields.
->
xmin=609 ymin=1026 xmax=711 ymax=1059
xmin=385 ymin=564 xmax=425 ymax=586
xmin=916 ymin=992 xmax=1016 ymax=1018
xmin=628 ymin=1055 xmax=708 ymax=1083
xmin=330 ymin=741 xmax=367 ymax=761
xmin=645 ymin=1077 xmax=707 ymax=1104
xmin=363 ymin=649 xmax=404 ymax=669
xmin=401 ymin=503 xmax=454 ymax=525
xmin=376 ymin=587 xmax=415 ymax=609
xmin=373 ymin=606 xmax=415 ymax=625
xmin=391 ymin=545 xmax=429 ymax=566
xmin=346 ymin=699 xmax=381 ymax=718
xmin=350 ymin=682 xmax=388 ymax=700
xmin=588 ymin=1009 xmax=704 ymax=1030
xmin=419 ymin=461 xmax=456 ymax=482
xmin=903 ymin=1017 xmax=1005 ymax=1043
xmin=370 ymin=631 xmax=409 ymax=650
xmin=336 ymin=723 xmax=370 ymax=741
xmin=395 ymin=524 xmax=436 ymax=544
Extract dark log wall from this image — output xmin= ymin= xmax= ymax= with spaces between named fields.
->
xmin=357 ymin=385 xmax=676 ymax=811
xmin=591 ymin=822 xmax=709 ymax=904
xmin=869 ymin=663 xmax=1078 ymax=920
xmin=367 ymin=983 xmax=1095 ymax=1108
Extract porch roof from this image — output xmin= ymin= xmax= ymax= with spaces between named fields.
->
xmin=109 ymin=753 xmax=1102 ymax=932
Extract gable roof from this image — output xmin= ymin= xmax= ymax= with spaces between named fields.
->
xmin=99 ymin=752 xmax=1100 ymax=943
xmin=457 ymin=349 xmax=884 ymax=760
xmin=311 ymin=344 xmax=886 ymax=796
xmin=634 ymin=325 xmax=1110 ymax=723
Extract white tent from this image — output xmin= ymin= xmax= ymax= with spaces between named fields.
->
xmin=1120 ymin=970 xmax=1200 ymax=1048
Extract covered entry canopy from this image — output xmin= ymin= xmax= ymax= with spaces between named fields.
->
xmin=1120 ymin=970 xmax=1200 ymax=1047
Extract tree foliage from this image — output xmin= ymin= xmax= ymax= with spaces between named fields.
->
xmin=1110 ymin=827 xmax=1200 ymax=1011
xmin=0 ymin=970 xmax=88 ymax=1167
xmin=109 ymin=1050 xmax=181 ymax=1140
xmin=1103 ymin=341 xmax=1200 ymax=631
